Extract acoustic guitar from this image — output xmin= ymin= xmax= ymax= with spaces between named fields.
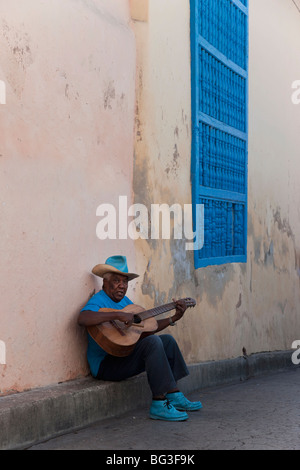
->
xmin=87 ymin=297 xmax=196 ymax=357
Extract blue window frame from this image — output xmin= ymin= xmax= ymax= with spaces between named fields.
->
xmin=190 ymin=0 xmax=248 ymax=268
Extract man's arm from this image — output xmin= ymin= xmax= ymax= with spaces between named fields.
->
xmin=77 ymin=309 xmax=135 ymax=327
xmin=155 ymin=298 xmax=187 ymax=332
xmin=140 ymin=299 xmax=187 ymax=337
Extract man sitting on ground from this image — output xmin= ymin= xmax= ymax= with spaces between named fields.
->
xmin=78 ymin=255 xmax=202 ymax=421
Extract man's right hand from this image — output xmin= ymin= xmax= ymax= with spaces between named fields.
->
xmin=116 ymin=311 xmax=135 ymax=327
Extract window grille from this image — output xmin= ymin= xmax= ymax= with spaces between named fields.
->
xmin=190 ymin=0 xmax=248 ymax=267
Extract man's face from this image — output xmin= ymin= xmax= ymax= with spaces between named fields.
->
xmin=103 ymin=273 xmax=129 ymax=303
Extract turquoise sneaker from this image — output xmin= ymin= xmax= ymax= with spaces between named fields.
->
xmin=166 ymin=392 xmax=203 ymax=411
xmin=149 ymin=399 xmax=188 ymax=421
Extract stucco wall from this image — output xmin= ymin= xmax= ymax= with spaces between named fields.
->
xmin=246 ymin=0 xmax=300 ymax=353
xmin=132 ymin=0 xmax=300 ymax=364
xmin=0 ymin=0 xmax=136 ymax=394
xmin=1 ymin=0 xmax=299 ymax=395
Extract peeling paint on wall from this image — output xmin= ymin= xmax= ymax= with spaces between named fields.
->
xmin=131 ymin=0 xmax=300 ymax=365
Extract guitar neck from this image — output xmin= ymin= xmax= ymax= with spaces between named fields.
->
xmin=140 ymin=302 xmax=177 ymax=321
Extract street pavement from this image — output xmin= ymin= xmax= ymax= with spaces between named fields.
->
xmin=28 ymin=367 xmax=300 ymax=451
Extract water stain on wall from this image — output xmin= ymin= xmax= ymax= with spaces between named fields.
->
xmin=103 ymin=80 xmax=116 ymax=110
xmin=1 ymin=19 xmax=33 ymax=97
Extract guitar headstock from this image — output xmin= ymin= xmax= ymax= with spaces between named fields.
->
xmin=182 ymin=297 xmax=196 ymax=308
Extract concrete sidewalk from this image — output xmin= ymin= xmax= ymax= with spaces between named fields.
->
xmin=0 ymin=350 xmax=297 ymax=450
xmin=29 ymin=366 xmax=300 ymax=451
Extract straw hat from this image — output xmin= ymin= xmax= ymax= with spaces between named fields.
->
xmin=92 ymin=255 xmax=139 ymax=281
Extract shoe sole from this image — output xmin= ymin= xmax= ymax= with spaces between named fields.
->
xmin=149 ymin=414 xmax=188 ymax=421
xmin=174 ymin=405 xmax=202 ymax=411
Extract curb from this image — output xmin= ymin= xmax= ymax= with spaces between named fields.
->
xmin=0 ymin=349 xmax=296 ymax=450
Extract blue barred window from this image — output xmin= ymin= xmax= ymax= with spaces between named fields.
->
xmin=190 ymin=0 xmax=248 ymax=268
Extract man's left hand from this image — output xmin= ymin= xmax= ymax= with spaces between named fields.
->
xmin=172 ymin=298 xmax=187 ymax=322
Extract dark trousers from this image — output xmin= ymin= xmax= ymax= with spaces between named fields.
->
xmin=97 ymin=334 xmax=189 ymax=397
